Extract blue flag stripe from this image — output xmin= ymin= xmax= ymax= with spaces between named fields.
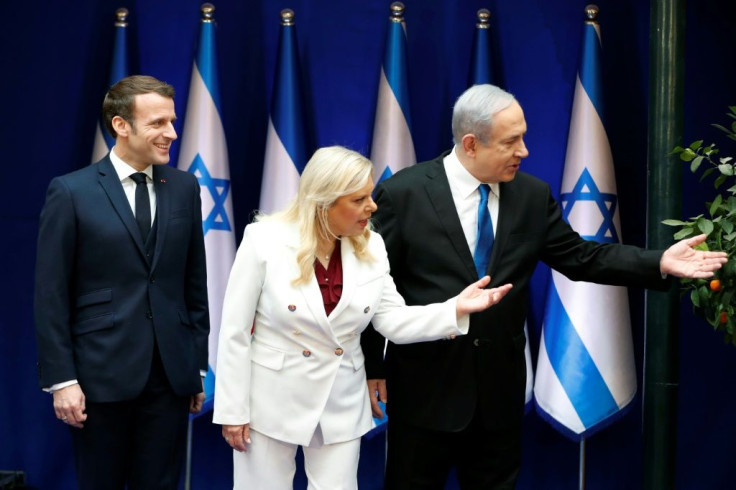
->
xmin=196 ymin=22 xmax=222 ymax=112
xmin=101 ymin=24 xmax=129 ymax=149
xmin=271 ymin=25 xmax=308 ymax=174
xmin=543 ymin=284 xmax=619 ymax=428
xmin=383 ymin=21 xmax=412 ymax=131
xmin=579 ymin=24 xmax=604 ymax=121
xmin=469 ymin=27 xmax=492 ymax=85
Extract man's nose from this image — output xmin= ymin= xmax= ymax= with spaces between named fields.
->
xmin=165 ymin=123 xmax=178 ymax=140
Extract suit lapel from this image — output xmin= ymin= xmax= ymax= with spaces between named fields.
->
xmin=150 ymin=166 xmax=170 ymax=272
xmin=328 ymin=238 xmax=355 ymax=320
xmin=489 ymin=179 xmax=519 ymax=274
xmin=424 ymin=159 xmax=478 ymax=283
xmin=96 ymin=157 xmax=148 ymax=259
xmin=283 ymin=226 xmax=338 ymax=340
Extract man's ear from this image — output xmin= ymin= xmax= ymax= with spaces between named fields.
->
xmin=111 ymin=116 xmax=129 ymax=138
xmin=461 ymin=134 xmax=477 ymax=157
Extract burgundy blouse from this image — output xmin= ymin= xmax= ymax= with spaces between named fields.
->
xmin=314 ymin=250 xmax=343 ymax=316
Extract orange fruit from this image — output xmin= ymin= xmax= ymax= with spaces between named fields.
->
xmin=720 ymin=311 xmax=728 ymax=324
xmin=710 ymin=279 xmax=722 ymax=291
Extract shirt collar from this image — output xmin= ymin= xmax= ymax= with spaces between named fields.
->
xmin=109 ymin=147 xmax=153 ymax=182
xmin=444 ymin=146 xmax=500 ymax=199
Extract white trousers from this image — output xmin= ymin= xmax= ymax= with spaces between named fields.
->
xmin=232 ymin=426 xmax=361 ymax=490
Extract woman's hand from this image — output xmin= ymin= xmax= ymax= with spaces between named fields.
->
xmin=222 ymin=424 xmax=251 ymax=452
xmin=456 ymin=276 xmax=512 ymax=316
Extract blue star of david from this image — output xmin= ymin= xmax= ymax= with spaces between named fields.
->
xmin=186 ymin=154 xmax=231 ymax=235
xmin=560 ymin=167 xmax=619 ymax=243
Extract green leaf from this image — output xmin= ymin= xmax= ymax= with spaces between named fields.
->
xmin=715 ymin=174 xmax=728 ymax=189
xmin=710 ymin=194 xmax=724 ymax=216
xmin=670 ymin=146 xmax=684 ymax=155
xmin=691 ymin=156 xmax=704 ymax=173
xmin=722 ymin=219 xmax=734 ymax=234
xmin=724 ymin=231 xmax=736 ymax=241
xmin=697 ymin=217 xmax=715 ymax=235
xmin=662 ymin=219 xmax=689 ymax=226
xmin=701 ymin=167 xmax=716 ymax=181
xmin=689 ymin=140 xmax=703 ymax=151
xmin=721 ymin=157 xmax=733 ymax=165
xmin=680 ymin=148 xmax=696 ymax=162
xmin=718 ymin=164 xmax=734 ymax=176
xmin=714 ymin=123 xmax=732 ymax=134
xmin=691 ymin=288 xmax=700 ymax=308
xmin=729 ymin=106 xmax=736 ymax=115
xmin=673 ymin=227 xmax=695 ymax=240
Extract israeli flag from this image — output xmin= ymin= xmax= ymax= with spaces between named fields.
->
xmin=177 ymin=8 xmax=236 ymax=414
xmin=92 ymin=8 xmax=129 ymax=163
xmin=370 ymin=5 xmax=416 ymax=184
xmin=259 ymin=9 xmax=309 ymax=214
xmin=534 ymin=19 xmax=635 ymax=440
xmin=468 ymin=10 xmax=534 ymax=409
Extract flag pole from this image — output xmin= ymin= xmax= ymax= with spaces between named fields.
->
xmin=579 ymin=438 xmax=587 ymax=490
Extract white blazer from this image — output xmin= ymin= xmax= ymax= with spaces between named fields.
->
xmin=213 ymin=220 xmax=469 ymax=446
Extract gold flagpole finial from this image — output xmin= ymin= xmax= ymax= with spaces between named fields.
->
xmin=585 ymin=4 xmax=599 ymax=23
xmin=114 ymin=8 xmax=129 ymax=27
xmin=476 ymin=8 xmax=491 ymax=29
xmin=280 ymin=9 xmax=295 ymax=26
xmin=390 ymin=2 xmax=405 ymax=23
xmin=201 ymin=3 xmax=215 ymax=22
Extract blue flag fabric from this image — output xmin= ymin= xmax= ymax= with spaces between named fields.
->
xmin=259 ymin=11 xmax=309 ymax=213
xmin=91 ymin=9 xmax=129 ymax=162
xmin=370 ymin=10 xmax=416 ymax=185
xmin=468 ymin=12 xmax=534 ymax=410
xmin=534 ymin=19 xmax=635 ymax=440
xmin=176 ymin=10 xmax=236 ymax=415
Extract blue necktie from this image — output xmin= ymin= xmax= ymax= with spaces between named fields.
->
xmin=473 ymin=184 xmax=494 ymax=278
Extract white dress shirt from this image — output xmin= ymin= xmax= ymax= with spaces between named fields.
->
xmin=443 ymin=147 xmax=499 ymax=258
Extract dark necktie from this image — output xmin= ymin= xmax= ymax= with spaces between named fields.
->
xmin=130 ymin=172 xmax=151 ymax=242
xmin=473 ymin=184 xmax=494 ymax=278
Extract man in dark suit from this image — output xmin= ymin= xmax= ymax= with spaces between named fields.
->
xmin=361 ymin=84 xmax=725 ymax=489
xmin=34 ymin=75 xmax=210 ymax=490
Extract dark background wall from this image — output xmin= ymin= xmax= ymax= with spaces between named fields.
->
xmin=1 ymin=0 xmax=735 ymax=488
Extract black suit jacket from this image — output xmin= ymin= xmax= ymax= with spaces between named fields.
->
xmin=361 ymin=151 xmax=667 ymax=432
xmin=34 ymin=156 xmax=209 ymax=402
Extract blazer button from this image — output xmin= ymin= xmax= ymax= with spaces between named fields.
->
xmin=334 ymin=348 xmax=344 ymax=356
xmin=146 ymin=310 xmax=153 ymax=319
xmin=473 ymin=338 xmax=480 ymax=347
xmin=302 ymin=350 xmax=311 ymax=357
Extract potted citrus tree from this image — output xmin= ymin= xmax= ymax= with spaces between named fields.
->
xmin=664 ymin=106 xmax=736 ymax=344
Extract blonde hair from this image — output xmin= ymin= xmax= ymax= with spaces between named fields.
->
xmin=258 ymin=146 xmax=375 ymax=285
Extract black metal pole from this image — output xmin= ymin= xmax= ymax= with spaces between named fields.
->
xmin=643 ymin=0 xmax=686 ymax=488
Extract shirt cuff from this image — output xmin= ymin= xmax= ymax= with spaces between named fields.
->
xmin=44 ymin=379 xmax=79 ymax=393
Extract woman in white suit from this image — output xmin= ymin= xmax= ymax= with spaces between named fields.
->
xmin=213 ymin=146 xmax=512 ymax=489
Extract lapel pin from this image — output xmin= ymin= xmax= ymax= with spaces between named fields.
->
xmin=160 ymin=178 xmax=167 ymax=183
xmin=288 ymin=304 xmax=297 ymax=312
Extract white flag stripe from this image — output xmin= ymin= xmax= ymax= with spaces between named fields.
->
xmin=371 ymin=68 xmax=416 ymax=183
xmin=561 ymin=77 xmax=618 ymax=199
xmin=92 ymin=124 xmax=109 ymax=163
xmin=259 ymin=117 xmax=301 ymax=214
xmin=523 ymin=323 xmax=533 ymax=405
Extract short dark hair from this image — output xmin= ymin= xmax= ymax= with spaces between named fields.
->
xmin=102 ymin=75 xmax=175 ymax=139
